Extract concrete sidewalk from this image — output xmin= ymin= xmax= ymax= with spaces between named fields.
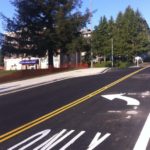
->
xmin=0 ymin=68 xmax=109 ymax=94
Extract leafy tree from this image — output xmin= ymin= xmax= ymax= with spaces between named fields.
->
xmin=115 ymin=11 xmax=128 ymax=58
xmin=93 ymin=6 xmax=150 ymax=64
xmin=134 ymin=10 xmax=150 ymax=54
xmin=115 ymin=6 xmax=150 ymax=61
xmin=92 ymin=16 xmax=110 ymax=62
xmin=0 ymin=33 xmax=3 ymax=65
xmin=0 ymin=49 xmax=3 ymax=66
xmin=1 ymin=0 xmax=89 ymax=66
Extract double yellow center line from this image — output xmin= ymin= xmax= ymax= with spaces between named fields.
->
xmin=0 ymin=67 xmax=148 ymax=143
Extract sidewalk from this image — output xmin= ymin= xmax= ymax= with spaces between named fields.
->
xmin=0 ymin=68 xmax=109 ymax=94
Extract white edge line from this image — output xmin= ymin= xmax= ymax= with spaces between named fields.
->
xmin=0 ymin=70 xmax=109 ymax=96
xmin=133 ymin=113 xmax=150 ymax=150
xmin=0 ymin=77 xmax=70 ymax=96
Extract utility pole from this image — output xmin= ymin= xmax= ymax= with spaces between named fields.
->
xmin=111 ymin=38 xmax=114 ymax=67
xmin=90 ymin=0 xmax=93 ymax=68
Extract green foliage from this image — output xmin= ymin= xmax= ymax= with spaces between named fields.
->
xmin=0 ymin=70 xmax=17 ymax=77
xmin=92 ymin=16 xmax=111 ymax=57
xmin=1 ymin=0 xmax=90 ymax=65
xmin=94 ymin=61 xmax=131 ymax=69
xmin=115 ymin=61 xmax=131 ymax=69
xmin=94 ymin=61 xmax=111 ymax=67
xmin=92 ymin=6 xmax=150 ymax=64
xmin=0 ymin=49 xmax=3 ymax=66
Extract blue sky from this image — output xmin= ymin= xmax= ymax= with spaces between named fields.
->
xmin=0 ymin=0 xmax=150 ymax=33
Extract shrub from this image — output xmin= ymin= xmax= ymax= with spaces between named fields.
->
xmin=94 ymin=61 xmax=112 ymax=67
xmin=116 ymin=61 xmax=131 ymax=69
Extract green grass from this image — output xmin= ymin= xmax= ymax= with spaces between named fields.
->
xmin=94 ymin=61 xmax=112 ymax=67
xmin=0 ymin=70 xmax=18 ymax=77
xmin=93 ymin=61 xmax=132 ymax=68
xmin=115 ymin=61 xmax=132 ymax=69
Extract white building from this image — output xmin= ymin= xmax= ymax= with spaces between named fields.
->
xmin=81 ymin=29 xmax=92 ymax=38
xmin=4 ymin=56 xmax=49 ymax=70
xmin=3 ymin=31 xmax=50 ymax=70
xmin=3 ymin=29 xmax=90 ymax=70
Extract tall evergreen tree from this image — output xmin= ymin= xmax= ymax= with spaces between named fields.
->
xmin=134 ymin=10 xmax=150 ymax=54
xmin=92 ymin=16 xmax=110 ymax=62
xmin=115 ymin=11 xmax=128 ymax=58
xmin=115 ymin=6 xmax=150 ymax=60
xmin=93 ymin=6 xmax=150 ymax=63
xmin=1 ymin=0 xmax=89 ymax=65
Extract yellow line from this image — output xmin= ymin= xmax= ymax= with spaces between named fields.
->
xmin=0 ymin=67 xmax=148 ymax=142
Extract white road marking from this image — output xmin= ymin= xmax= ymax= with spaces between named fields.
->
xmin=87 ymin=132 xmax=111 ymax=150
xmin=126 ymin=110 xmax=138 ymax=115
xmin=8 ymin=129 xmax=111 ymax=150
xmin=133 ymin=106 xmax=138 ymax=110
xmin=40 ymin=130 xmax=75 ymax=150
xmin=133 ymin=113 xmax=150 ymax=150
xmin=8 ymin=129 xmax=50 ymax=150
xmin=0 ymin=78 xmax=68 ymax=96
xmin=60 ymin=131 xmax=85 ymax=150
xmin=34 ymin=129 xmax=68 ymax=150
xmin=102 ymin=93 xmax=140 ymax=106
xmin=125 ymin=115 xmax=131 ymax=119
xmin=107 ymin=110 xmax=121 ymax=113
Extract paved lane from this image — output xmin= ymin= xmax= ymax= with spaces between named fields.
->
xmin=1 ymin=67 xmax=150 ymax=150
xmin=0 ymin=68 xmax=137 ymax=134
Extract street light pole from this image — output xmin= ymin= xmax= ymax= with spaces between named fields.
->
xmin=90 ymin=0 xmax=93 ymax=68
xmin=111 ymin=38 xmax=114 ymax=67
xmin=90 ymin=40 xmax=93 ymax=68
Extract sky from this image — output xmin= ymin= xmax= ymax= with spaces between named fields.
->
xmin=0 ymin=0 xmax=150 ymax=33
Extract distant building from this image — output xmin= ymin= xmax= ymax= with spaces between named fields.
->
xmin=2 ymin=31 xmax=48 ymax=70
xmin=2 ymin=29 xmax=90 ymax=70
xmin=80 ymin=28 xmax=92 ymax=38
xmin=4 ymin=56 xmax=49 ymax=70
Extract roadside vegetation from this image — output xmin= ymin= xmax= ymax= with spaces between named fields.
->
xmin=93 ymin=61 xmax=132 ymax=69
xmin=0 ymin=0 xmax=90 ymax=66
xmin=92 ymin=6 xmax=150 ymax=67
xmin=0 ymin=70 xmax=17 ymax=77
xmin=0 ymin=1 xmax=150 ymax=69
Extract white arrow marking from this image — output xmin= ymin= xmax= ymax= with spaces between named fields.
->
xmin=101 ymin=93 xmax=140 ymax=106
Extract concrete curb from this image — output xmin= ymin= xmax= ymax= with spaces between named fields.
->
xmin=0 ymin=68 xmax=109 ymax=95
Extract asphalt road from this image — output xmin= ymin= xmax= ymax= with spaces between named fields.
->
xmin=1 ymin=67 xmax=150 ymax=150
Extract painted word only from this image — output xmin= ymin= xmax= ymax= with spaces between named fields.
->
xmin=8 ymin=129 xmax=111 ymax=150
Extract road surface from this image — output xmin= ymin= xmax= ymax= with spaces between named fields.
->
xmin=1 ymin=67 xmax=150 ymax=150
